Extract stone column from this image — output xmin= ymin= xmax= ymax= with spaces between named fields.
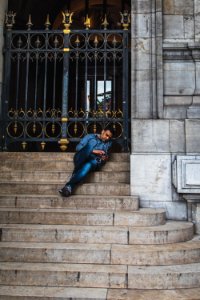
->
xmin=131 ymin=0 xmax=163 ymax=120
xmin=0 ymin=0 xmax=8 ymax=103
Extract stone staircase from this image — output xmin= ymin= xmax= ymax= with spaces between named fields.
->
xmin=0 ymin=152 xmax=200 ymax=299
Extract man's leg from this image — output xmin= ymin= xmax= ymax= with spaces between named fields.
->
xmin=60 ymin=159 xmax=98 ymax=197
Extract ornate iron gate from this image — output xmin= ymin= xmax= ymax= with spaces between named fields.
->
xmin=1 ymin=11 xmax=130 ymax=151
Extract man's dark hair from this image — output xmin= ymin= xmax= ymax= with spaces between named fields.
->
xmin=104 ymin=126 xmax=115 ymax=136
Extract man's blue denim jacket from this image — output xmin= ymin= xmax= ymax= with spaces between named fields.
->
xmin=76 ymin=133 xmax=112 ymax=155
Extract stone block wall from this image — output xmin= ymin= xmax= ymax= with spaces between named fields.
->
xmin=131 ymin=0 xmax=200 ymax=221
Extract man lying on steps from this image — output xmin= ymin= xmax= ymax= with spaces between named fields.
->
xmin=59 ymin=127 xmax=113 ymax=197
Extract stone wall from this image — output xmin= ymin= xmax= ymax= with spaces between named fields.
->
xmin=131 ymin=0 xmax=200 ymax=221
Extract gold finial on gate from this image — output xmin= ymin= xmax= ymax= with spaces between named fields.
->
xmin=41 ymin=142 xmax=46 ymax=151
xmin=102 ymin=14 xmax=109 ymax=30
xmin=27 ymin=14 xmax=33 ymax=30
xmin=45 ymin=14 xmax=51 ymax=30
xmin=120 ymin=11 xmax=130 ymax=30
xmin=58 ymin=138 xmax=69 ymax=151
xmin=21 ymin=142 xmax=27 ymax=151
xmin=62 ymin=10 xmax=74 ymax=33
xmin=5 ymin=11 xmax=16 ymax=30
xmin=84 ymin=14 xmax=91 ymax=30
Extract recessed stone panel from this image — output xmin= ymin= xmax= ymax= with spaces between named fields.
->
xmin=164 ymin=62 xmax=195 ymax=95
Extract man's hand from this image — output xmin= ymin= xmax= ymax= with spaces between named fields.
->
xmin=92 ymin=149 xmax=105 ymax=156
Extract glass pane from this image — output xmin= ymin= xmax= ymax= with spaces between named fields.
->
xmin=97 ymin=80 xmax=112 ymax=111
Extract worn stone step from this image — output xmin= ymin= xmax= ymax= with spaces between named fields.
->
xmin=0 ymin=224 xmax=129 ymax=244
xmin=1 ymin=286 xmax=200 ymax=300
xmin=1 ymin=170 xmax=130 ymax=183
xmin=0 ymin=194 xmax=139 ymax=210
xmin=0 ymin=208 xmax=166 ymax=226
xmin=0 ymin=286 xmax=108 ymax=300
xmin=1 ymin=238 xmax=200 ymax=266
xmin=0 ymin=262 xmax=127 ymax=289
xmin=0 ymin=242 xmax=111 ymax=264
xmin=107 ymin=288 xmax=200 ymax=300
xmin=0 ymin=152 xmax=130 ymax=162
xmin=0 ymin=160 xmax=130 ymax=172
xmin=128 ymin=263 xmax=200 ymax=289
xmin=111 ymin=236 xmax=200 ymax=265
xmin=129 ymin=221 xmax=194 ymax=244
xmin=0 ymin=182 xmax=130 ymax=196
xmin=0 ymin=221 xmax=193 ymax=245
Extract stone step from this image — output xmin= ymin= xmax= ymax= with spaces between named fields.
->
xmin=0 ymin=221 xmax=193 ymax=245
xmin=0 ymin=286 xmax=108 ymax=300
xmin=0 ymin=161 xmax=130 ymax=172
xmin=1 ymin=286 xmax=200 ymax=300
xmin=1 ymin=170 xmax=130 ymax=183
xmin=0 ymin=152 xmax=130 ymax=162
xmin=0 ymin=242 xmax=112 ymax=264
xmin=0 ymin=262 xmax=127 ymax=289
xmin=0 ymin=208 xmax=166 ymax=226
xmin=107 ymin=288 xmax=200 ymax=300
xmin=129 ymin=221 xmax=194 ymax=244
xmin=1 ymin=237 xmax=200 ymax=265
xmin=0 ymin=182 xmax=130 ymax=196
xmin=111 ymin=236 xmax=200 ymax=265
xmin=0 ymin=224 xmax=129 ymax=244
xmin=128 ymin=263 xmax=200 ymax=289
xmin=0 ymin=195 xmax=139 ymax=211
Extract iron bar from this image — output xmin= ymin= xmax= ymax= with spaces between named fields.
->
xmin=34 ymin=52 xmax=39 ymax=111
xmin=75 ymin=50 xmax=79 ymax=112
xmin=15 ymin=52 xmax=21 ymax=111
xmin=53 ymin=52 xmax=57 ymax=109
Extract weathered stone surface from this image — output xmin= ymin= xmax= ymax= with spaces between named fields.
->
xmin=112 ymin=237 xmax=200 ymax=265
xmin=139 ymin=200 xmax=188 ymax=221
xmin=131 ymin=154 xmax=172 ymax=202
xmin=114 ymin=209 xmax=166 ymax=226
xmin=128 ymin=263 xmax=200 ymax=289
xmin=163 ymin=0 xmax=194 ymax=15
xmin=186 ymin=119 xmax=200 ymax=153
xmin=1 ymin=170 xmax=130 ymax=184
xmin=164 ymin=96 xmax=192 ymax=106
xmin=164 ymin=106 xmax=188 ymax=119
xmin=0 ymin=182 xmax=130 ymax=196
xmin=132 ymin=120 xmax=170 ymax=153
xmin=164 ymin=15 xmax=185 ymax=39
xmin=0 ymin=224 xmax=129 ymax=244
xmin=0 ymin=208 xmax=166 ymax=226
xmin=0 ymin=263 xmax=127 ymax=288
xmin=169 ymin=120 xmax=185 ymax=152
xmin=193 ymin=203 xmax=200 ymax=234
xmin=129 ymin=221 xmax=194 ymax=244
xmin=164 ymin=62 xmax=195 ymax=95
xmin=107 ymin=288 xmax=200 ymax=300
xmin=0 ymin=242 xmax=111 ymax=264
xmin=0 ymin=195 xmax=139 ymax=211
xmin=0 ymin=286 xmax=108 ymax=299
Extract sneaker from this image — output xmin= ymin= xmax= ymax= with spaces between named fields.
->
xmin=59 ymin=185 xmax=72 ymax=197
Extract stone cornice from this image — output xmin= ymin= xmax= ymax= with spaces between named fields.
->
xmin=163 ymin=43 xmax=195 ymax=61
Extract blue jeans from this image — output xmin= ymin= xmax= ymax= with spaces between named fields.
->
xmin=66 ymin=143 xmax=100 ymax=191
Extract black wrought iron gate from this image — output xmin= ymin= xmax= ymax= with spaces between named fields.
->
xmin=1 ymin=11 xmax=130 ymax=152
